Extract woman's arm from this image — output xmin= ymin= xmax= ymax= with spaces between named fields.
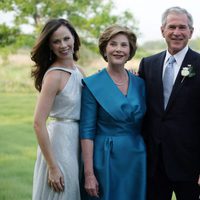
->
xmin=33 ymin=71 xmax=68 ymax=192
xmin=79 ymin=84 xmax=99 ymax=197
xmin=81 ymin=139 xmax=99 ymax=197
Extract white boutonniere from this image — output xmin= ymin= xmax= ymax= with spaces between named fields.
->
xmin=181 ymin=64 xmax=196 ymax=83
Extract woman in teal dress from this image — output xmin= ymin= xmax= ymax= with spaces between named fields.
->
xmin=80 ymin=25 xmax=146 ymax=200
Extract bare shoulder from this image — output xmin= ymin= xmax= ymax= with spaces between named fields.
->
xmin=42 ymin=70 xmax=63 ymax=92
xmin=44 ymin=69 xmax=63 ymax=83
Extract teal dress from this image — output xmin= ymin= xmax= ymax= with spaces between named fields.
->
xmin=80 ymin=69 xmax=146 ymax=200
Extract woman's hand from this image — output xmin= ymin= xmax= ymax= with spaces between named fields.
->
xmin=129 ymin=68 xmax=139 ymax=76
xmin=48 ymin=166 xmax=64 ymax=192
xmin=85 ymin=174 xmax=99 ymax=197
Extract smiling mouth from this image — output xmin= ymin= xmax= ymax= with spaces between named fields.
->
xmin=60 ymin=48 xmax=72 ymax=54
xmin=113 ymin=54 xmax=124 ymax=57
xmin=172 ymin=38 xmax=183 ymax=41
xmin=61 ymin=50 xmax=69 ymax=53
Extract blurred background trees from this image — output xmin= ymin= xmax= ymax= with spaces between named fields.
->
xmin=0 ymin=0 xmax=138 ymax=54
xmin=0 ymin=0 xmax=199 ymax=91
xmin=0 ymin=0 xmax=199 ymax=61
xmin=0 ymin=0 xmax=140 ymax=92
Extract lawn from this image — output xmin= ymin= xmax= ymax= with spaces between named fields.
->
xmin=0 ymin=93 xmax=37 ymax=200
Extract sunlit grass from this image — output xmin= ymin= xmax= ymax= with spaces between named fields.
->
xmin=0 ymin=93 xmax=37 ymax=200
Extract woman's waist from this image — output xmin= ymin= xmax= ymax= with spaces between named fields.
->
xmin=94 ymin=133 xmax=146 ymax=152
xmin=48 ymin=116 xmax=79 ymax=123
xmin=96 ymin=122 xmax=141 ymax=136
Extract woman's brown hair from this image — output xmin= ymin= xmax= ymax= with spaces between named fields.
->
xmin=99 ymin=24 xmax=137 ymax=62
xmin=31 ymin=18 xmax=81 ymax=92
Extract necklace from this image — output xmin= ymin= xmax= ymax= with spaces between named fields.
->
xmin=112 ymin=73 xmax=128 ymax=86
xmin=106 ymin=68 xmax=128 ymax=86
xmin=113 ymin=78 xmax=127 ymax=86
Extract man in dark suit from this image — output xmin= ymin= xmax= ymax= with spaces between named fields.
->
xmin=139 ymin=6 xmax=200 ymax=200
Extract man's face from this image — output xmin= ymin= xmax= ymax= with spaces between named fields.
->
xmin=161 ymin=13 xmax=193 ymax=55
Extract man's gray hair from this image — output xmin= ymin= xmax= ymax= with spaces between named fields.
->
xmin=161 ymin=6 xmax=193 ymax=30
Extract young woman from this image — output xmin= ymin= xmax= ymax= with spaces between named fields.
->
xmin=31 ymin=18 xmax=84 ymax=200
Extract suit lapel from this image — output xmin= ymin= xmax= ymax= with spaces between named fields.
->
xmin=154 ymin=52 xmax=166 ymax=111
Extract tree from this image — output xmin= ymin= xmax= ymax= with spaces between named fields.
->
xmin=0 ymin=0 xmax=138 ymax=48
xmin=0 ymin=24 xmax=20 ymax=47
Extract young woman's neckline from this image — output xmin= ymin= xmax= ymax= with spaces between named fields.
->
xmin=49 ymin=66 xmax=77 ymax=70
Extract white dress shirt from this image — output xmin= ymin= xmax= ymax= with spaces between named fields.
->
xmin=162 ymin=46 xmax=189 ymax=83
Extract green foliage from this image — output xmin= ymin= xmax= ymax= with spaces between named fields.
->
xmin=78 ymin=44 xmax=99 ymax=66
xmin=140 ymin=40 xmax=167 ymax=52
xmin=0 ymin=24 xmax=20 ymax=47
xmin=0 ymin=24 xmax=35 ymax=60
xmin=135 ymin=47 xmax=153 ymax=60
xmin=0 ymin=0 xmax=138 ymax=52
xmin=0 ymin=50 xmax=35 ymax=92
xmin=0 ymin=48 xmax=12 ymax=61
xmin=140 ymin=38 xmax=200 ymax=55
xmin=189 ymin=37 xmax=200 ymax=51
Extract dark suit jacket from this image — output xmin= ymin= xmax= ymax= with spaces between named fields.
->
xmin=139 ymin=48 xmax=200 ymax=181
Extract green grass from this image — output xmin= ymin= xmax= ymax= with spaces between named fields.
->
xmin=0 ymin=93 xmax=37 ymax=200
xmin=0 ymin=52 xmax=35 ymax=93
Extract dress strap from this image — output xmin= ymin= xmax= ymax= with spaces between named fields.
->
xmin=47 ymin=66 xmax=76 ymax=73
xmin=43 ymin=66 xmax=77 ymax=80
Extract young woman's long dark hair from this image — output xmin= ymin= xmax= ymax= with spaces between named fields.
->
xmin=31 ymin=18 xmax=81 ymax=92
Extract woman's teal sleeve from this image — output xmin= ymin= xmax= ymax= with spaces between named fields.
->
xmin=79 ymin=85 xmax=98 ymax=140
